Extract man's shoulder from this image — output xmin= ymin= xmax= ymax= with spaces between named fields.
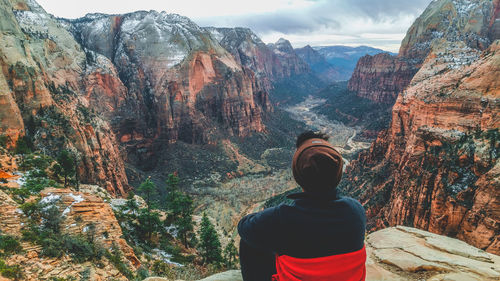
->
xmin=338 ymin=196 xmax=363 ymax=206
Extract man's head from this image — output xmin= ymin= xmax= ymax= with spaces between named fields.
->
xmin=292 ymin=131 xmax=343 ymax=193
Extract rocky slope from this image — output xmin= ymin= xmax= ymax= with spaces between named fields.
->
xmin=0 ymin=178 xmax=138 ymax=280
xmin=67 ymin=13 xmax=272 ymax=168
xmin=0 ymin=0 xmax=277 ymax=194
xmin=0 ymin=0 xmax=129 ymax=194
xmin=347 ymin=0 xmax=500 ymax=105
xmin=342 ymin=32 xmax=499 ymax=258
xmin=205 ymin=27 xmax=323 ymax=103
xmin=145 ymin=226 xmax=500 ymax=281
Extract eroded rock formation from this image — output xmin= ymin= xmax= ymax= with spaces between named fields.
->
xmin=348 ymin=53 xmax=417 ymax=104
xmin=0 ymin=0 xmax=276 ymax=194
xmin=347 ymin=0 xmax=499 ymax=105
xmin=342 ymin=40 xmax=500 ymax=254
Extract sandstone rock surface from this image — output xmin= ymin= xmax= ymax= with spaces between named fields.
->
xmin=144 ymin=227 xmax=500 ymax=281
xmin=0 ymin=0 xmax=280 ymax=194
xmin=347 ymin=0 xmax=499 ymax=105
xmin=342 ymin=0 xmax=500 ymax=255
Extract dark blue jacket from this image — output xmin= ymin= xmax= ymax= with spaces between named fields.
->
xmin=238 ymin=190 xmax=366 ymax=259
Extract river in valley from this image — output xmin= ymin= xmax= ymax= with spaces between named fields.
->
xmin=284 ymin=95 xmax=372 ymax=165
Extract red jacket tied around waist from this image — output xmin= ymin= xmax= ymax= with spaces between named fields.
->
xmin=272 ymin=246 xmax=366 ymax=281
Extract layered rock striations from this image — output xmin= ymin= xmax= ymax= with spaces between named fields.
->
xmin=342 ymin=38 xmax=500 ymax=254
xmin=205 ymin=28 xmax=315 ymax=90
xmin=0 ymin=0 xmax=129 ymax=194
xmin=348 ymin=53 xmax=417 ymax=104
xmin=204 ymin=27 xmax=276 ymax=91
xmin=0 ymin=0 xmax=274 ymax=194
xmin=69 ymin=12 xmax=272 ymax=167
xmin=399 ymin=0 xmax=500 ymax=65
xmin=205 ymin=27 xmax=324 ymax=104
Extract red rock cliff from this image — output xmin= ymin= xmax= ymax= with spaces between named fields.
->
xmin=348 ymin=0 xmax=499 ymax=105
xmin=0 ymin=1 xmax=272 ymax=194
xmin=347 ymin=53 xmax=417 ymax=104
xmin=342 ymin=0 xmax=500 ymax=255
xmin=342 ymin=41 xmax=500 ymax=254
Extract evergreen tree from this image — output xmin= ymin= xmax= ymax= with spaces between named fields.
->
xmin=14 ymin=136 xmax=31 ymax=155
xmin=135 ymin=208 xmax=161 ymax=243
xmin=198 ymin=213 xmax=222 ymax=265
xmin=163 ymin=173 xmax=195 ymax=247
xmin=164 ymin=173 xmax=180 ymax=210
xmin=135 ymin=178 xmax=161 ymax=243
xmin=56 ymin=150 xmax=75 ymax=188
xmin=173 ymin=193 xmax=194 ymax=247
xmin=223 ymin=239 xmax=239 ymax=269
xmin=138 ymin=178 xmax=156 ymax=211
xmin=41 ymin=204 xmax=62 ymax=234
xmin=124 ymin=192 xmax=139 ymax=215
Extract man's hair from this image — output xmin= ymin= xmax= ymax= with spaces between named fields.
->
xmin=296 ymin=131 xmax=330 ymax=148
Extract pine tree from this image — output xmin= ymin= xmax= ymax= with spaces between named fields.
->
xmin=198 ymin=213 xmax=222 ymax=265
xmin=164 ymin=173 xmax=180 ymax=210
xmin=223 ymin=239 xmax=239 ymax=269
xmin=124 ymin=192 xmax=139 ymax=215
xmin=136 ymin=178 xmax=161 ymax=243
xmin=174 ymin=193 xmax=194 ymax=247
xmin=56 ymin=150 xmax=75 ymax=188
xmin=138 ymin=178 xmax=156 ymax=211
xmin=163 ymin=173 xmax=195 ymax=247
xmin=135 ymin=208 xmax=161 ymax=243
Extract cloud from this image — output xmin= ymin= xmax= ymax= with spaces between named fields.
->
xmin=36 ymin=0 xmax=433 ymax=52
xmin=194 ymin=0 xmax=432 ymax=51
xmin=198 ymin=11 xmax=341 ymax=34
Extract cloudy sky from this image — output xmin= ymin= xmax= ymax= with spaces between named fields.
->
xmin=37 ymin=0 xmax=433 ymax=52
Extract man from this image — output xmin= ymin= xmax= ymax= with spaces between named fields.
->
xmin=238 ymin=131 xmax=366 ymax=281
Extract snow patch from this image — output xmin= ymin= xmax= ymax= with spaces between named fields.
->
xmin=68 ymin=193 xmax=85 ymax=204
xmin=452 ymin=0 xmax=478 ymax=16
xmin=40 ymin=194 xmax=61 ymax=205
xmin=152 ymin=249 xmax=183 ymax=267
xmin=62 ymin=193 xmax=85 ymax=216
xmin=164 ymin=225 xmax=178 ymax=238
xmin=13 ymin=172 xmax=26 ymax=186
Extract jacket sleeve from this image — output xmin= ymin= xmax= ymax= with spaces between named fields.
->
xmin=238 ymin=206 xmax=281 ymax=253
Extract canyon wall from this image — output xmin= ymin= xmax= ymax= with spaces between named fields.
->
xmin=341 ymin=0 xmax=500 ymax=255
xmin=0 ymin=0 xmax=279 ymax=194
xmin=347 ymin=0 xmax=499 ymax=105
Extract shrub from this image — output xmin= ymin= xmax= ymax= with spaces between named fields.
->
xmin=105 ymin=243 xmax=134 ymax=279
xmin=80 ymin=267 xmax=91 ymax=281
xmin=151 ymin=260 xmax=174 ymax=278
xmin=0 ymin=259 xmax=23 ymax=280
xmin=41 ymin=235 xmax=65 ymax=258
xmin=63 ymin=235 xmax=104 ymax=263
xmin=0 ymin=135 xmax=8 ymax=148
xmin=0 ymin=235 xmax=22 ymax=256
xmin=19 ymin=201 xmax=41 ymax=221
xmin=136 ymin=266 xmax=150 ymax=280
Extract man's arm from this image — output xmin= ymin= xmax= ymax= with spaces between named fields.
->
xmin=238 ymin=206 xmax=281 ymax=253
